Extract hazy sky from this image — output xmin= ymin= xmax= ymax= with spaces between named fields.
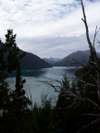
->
xmin=0 ymin=0 xmax=100 ymax=58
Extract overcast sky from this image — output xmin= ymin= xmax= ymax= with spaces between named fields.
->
xmin=0 ymin=0 xmax=100 ymax=58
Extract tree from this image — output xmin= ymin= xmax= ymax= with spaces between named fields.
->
xmin=0 ymin=39 xmax=10 ymax=118
xmin=4 ymin=29 xmax=31 ymax=111
xmin=0 ymin=29 xmax=32 ymax=133
xmin=52 ymin=1 xmax=100 ymax=133
xmin=80 ymin=0 xmax=100 ymax=101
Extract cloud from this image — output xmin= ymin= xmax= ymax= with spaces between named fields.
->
xmin=17 ymin=35 xmax=89 ymax=58
xmin=0 ymin=0 xmax=100 ymax=57
xmin=0 ymin=0 xmax=82 ymax=37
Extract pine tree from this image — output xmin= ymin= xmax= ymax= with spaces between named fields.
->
xmin=1 ymin=29 xmax=32 ymax=133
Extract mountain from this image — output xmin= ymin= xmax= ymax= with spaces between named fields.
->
xmin=43 ymin=58 xmax=60 ymax=65
xmin=55 ymin=50 xmax=100 ymax=66
xmin=20 ymin=50 xmax=51 ymax=69
xmin=0 ymin=41 xmax=51 ymax=69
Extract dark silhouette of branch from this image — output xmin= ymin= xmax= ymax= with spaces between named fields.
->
xmin=81 ymin=0 xmax=97 ymax=62
xmin=80 ymin=0 xmax=100 ymax=100
xmin=81 ymin=0 xmax=92 ymax=50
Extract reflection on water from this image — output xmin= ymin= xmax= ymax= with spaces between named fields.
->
xmin=7 ymin=67 xmax=78 ymax=104
xmin=9 ymin=69 xmax=47 ymax=77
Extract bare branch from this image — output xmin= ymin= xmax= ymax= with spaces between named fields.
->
xmin=86 ymin=98 xmax=100 ymax=111
xmin=82 ymin=113 xmax=100 ymax=117
xmin=77 ymin=118 xmax=100 ymax=133
xmin=79 ymin=80 xmax=96 ymax=87
xmin=81 ymin=18 xmax=85 ymax=23
xmin=80 ymin=0 xmax=92 ymax=50
xmin=93 ymin=26 xmax=99 ymax=47
xmin=80 ymin=0 xmax=100 ymax=99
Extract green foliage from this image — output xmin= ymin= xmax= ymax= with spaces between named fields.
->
xmin=31 ymin=99 xmax=53 ymax=133
xmin=53 ymin=76 xmax=100 ymax=133
xmin=76 ymin=64 xmax=99 ymax=103
xmin=0 ymin=29 xmax=32 ymax=133
xmin=0 ymin=39 xmax=10 ymax=119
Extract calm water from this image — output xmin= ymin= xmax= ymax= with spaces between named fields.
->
xmin=7 ymin=67 xmax=77 ymax=104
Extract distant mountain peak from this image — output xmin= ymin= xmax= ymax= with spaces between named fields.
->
xmin=55 ymin=50 xmax=100 ymax=67
xmin=43 ymin=57 xmax=60 ymax=65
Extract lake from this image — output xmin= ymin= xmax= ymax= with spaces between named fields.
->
xmin=7 ymin=66 xmax=78 ymax=105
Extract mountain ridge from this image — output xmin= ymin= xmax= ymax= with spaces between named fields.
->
xmin=0 ymin=41 xmax=51 ymax=69
xmin=54 ymin=50 xmax=100 ymax=66
xmin=20 ymin=50 xmax=51 ymax=69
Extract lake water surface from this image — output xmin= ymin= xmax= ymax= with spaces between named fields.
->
xmin=7 ymin=67 xmax=77 ymax=104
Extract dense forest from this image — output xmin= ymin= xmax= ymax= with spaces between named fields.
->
xmin=0 ymin=0 xmax=100 ymax=133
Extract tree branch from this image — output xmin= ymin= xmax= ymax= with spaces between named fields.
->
xmin=93 ymin=26 xmax=99 ymax=47
xmin=80 ymin=0 xmax=92 ymax=50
